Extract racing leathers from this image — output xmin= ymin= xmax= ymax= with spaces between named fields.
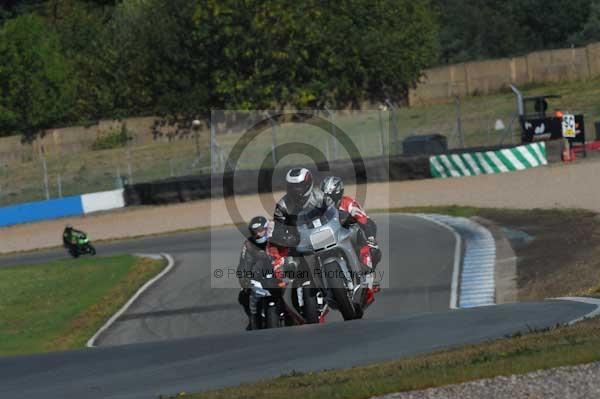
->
xmin=267 ymin=186 xmax=334 ymax=281
xmin=236 ymin=235 xmax=272 ymax=324
xmin=63 ymin=227 xmax=85 ymax=250
xmin=337 ymin=195 xmax=381 ymax=269
xmin=268 ymin=188 xmax=381 ymax=276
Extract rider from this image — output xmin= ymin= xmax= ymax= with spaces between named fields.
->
xmin=320 ymin=176 xmax=381 ymax=270
xmin=236 ymin=215 xmax=273 ymax=330
xmin=267 ymin=167 xmax=335 ymax=284
xmin=62 ymin=224 xmax=85 ymax=250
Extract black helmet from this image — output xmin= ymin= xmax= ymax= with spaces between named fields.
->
xmin=248 ymin=216 xmax=269 ymax=244
xmin=65 ymin=224 xmax=73 ymax=230
xmin=285 ymin=167 xmax=313 ymax=208
xmin=321 ymin=176 xmax=344 ymax=206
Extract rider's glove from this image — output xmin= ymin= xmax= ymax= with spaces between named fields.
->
xmin=366 ymin=236 xmax=378 ymax=248
xmin=273 ymin=257 xmax=285 ymax=280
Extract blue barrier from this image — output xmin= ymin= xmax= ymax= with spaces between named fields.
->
xmin=0 ymin=196 xmax=84 ymax=227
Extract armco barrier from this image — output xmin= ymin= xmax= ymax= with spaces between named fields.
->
xmin=0 ymin=189 xmax=126 ymax=228
xmin=81 ymin=189 xmax=125 ymax=214
xmin=0 ymin=195 xmax=84 ymax=227
xmin=430 ymin=142 xmax=547 ymax=178
xmin=124 ymin=155 xmax=432 ymax=206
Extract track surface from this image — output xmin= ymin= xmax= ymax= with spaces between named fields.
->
xmin=0 ymin=214 xmax=457 ymax=345
xmin=0 ymin=214 xmax=596 ymax=398
xmin=0 ymin=300 xmax=594 ymax=399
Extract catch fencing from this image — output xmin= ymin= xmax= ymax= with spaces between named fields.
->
xmin=0 ymin=98 xmax=595 ymax=208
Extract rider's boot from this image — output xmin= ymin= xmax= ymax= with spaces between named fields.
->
xmin=372 ymin=279 xmax=381 ymax=293
xmin=248 ymin=313 xmax=260 ymax=330
xmin=364 ymin=288 xmax=375 ymax=306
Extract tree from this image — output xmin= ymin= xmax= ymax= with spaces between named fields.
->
xmin=434 ymin=0 xmax=593 ymax=64
xmin=0 ymin=14 xmax=75 ymax=139
xmin=52 ymin=1 xmax=116 ymax=121
xmin=193 ymin=0 xmax=439 ymax=110
xmin=569 ymin=0 xmax=600 ymax=45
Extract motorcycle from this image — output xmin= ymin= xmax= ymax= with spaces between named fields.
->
xmin=284 ymin=205 xmax=375 ymax=321
xmin=248 ymin=277 xmax=284 ymax=329
xmin=248 ymin=266 xmax=323 ymax=329
xmin=66 ymin=233 xmax=96 ymax=258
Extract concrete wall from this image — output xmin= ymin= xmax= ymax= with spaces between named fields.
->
xmin=410 ymin=42 xmax=600 ymax=106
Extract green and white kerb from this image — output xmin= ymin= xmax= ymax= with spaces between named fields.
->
xmin=429 ymin=142 xmax=548 ymax=178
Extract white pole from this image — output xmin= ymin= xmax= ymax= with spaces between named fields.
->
xmin=210 ymin=121 xmax=217 ymax=173
xmin=270 ymin=114 xmax=278 ymax=166
xmin=378 ymin=109 xmax=385 ymax=156
xmin=331 ymin=110 xmax=338 ymax=160
xmin=41 ymin=145 xmax=50 ymax=200
xmin=126 ymin=141 xmax=133 ymax=184
xmin=57 ymin=174 xmax=62 ymax=198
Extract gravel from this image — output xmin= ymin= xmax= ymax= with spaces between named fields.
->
xmin=375 ymin=361 xmax=600 ymax=399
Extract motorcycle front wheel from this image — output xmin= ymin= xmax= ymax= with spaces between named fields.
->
xmin=265 ymin=305 xmax=280 ymax=329
xmin=302 ymin=287 xmax=320 ymax=324
xmin=87 ymin=244 xmax=96 ymax=256
xmin=323 ymin=261 xmax=356 ymax=321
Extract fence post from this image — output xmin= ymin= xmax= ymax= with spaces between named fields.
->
xmin=116 ymin=166 xmax=123 ymax=189
xmin=324 ymin=132 xmax=330 ymax=161
xmin=386 ymin=101 xmax=400 ymax=155
xmin=57 ymin=174 xmax=62 ymax=198
xmin=378 ymin=109 xmax=386 ymax=156
xmin=126 ymin=142 xmax=133 ymax=185
xmin=40 ymin=145 xmax=50 ymax=200
xmin=268 ymin=112 xmax=278 ymax=166
xmin=455 ymin=96 xmax=465 ymax=148
xmin=210 ymin=120 xmax=217 ymax=173
xmin=330 ymin=110 xmax=338 ymax=161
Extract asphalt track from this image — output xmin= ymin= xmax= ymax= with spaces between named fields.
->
xmin=0 ymin=214 xmax=457 ymax=345
xmin=0 ymin=214 xmax=597 ymax=398
xmin=0 ymin=301 xmax=595 ymax=399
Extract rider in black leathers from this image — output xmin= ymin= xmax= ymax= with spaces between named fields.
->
xmin=267 ymin=167 xmax=335 ymax=280
xmin=237 ymin=215 xmax=273 ymax=330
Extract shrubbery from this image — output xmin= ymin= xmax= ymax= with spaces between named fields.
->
xmin=91 ymin=124 xmax=130 ymax=151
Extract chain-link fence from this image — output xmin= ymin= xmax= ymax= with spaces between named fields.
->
xmin=0 ymin=130 xmax=212 ymax=207
xmin=1 ymin=96 xmax=598 ymax=207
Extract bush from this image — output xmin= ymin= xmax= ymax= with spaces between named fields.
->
xmin=91 ymin=124 xmax=130 ymax=151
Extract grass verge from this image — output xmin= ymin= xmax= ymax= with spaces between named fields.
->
xmin=0 ymin=254 xmax=165 ymax=356
xmin=176 ymin=316 xmax=600 ymax=399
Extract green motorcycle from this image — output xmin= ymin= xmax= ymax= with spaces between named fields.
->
xmin=67 ymin=233 xmax=97 ymax=258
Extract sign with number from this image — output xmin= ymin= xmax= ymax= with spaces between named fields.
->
xmin=562 ymin=114 xmax=576 ymax=138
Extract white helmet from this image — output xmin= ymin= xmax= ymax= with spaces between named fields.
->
xmin=285 ymin=167 xmax=313 ymax=207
